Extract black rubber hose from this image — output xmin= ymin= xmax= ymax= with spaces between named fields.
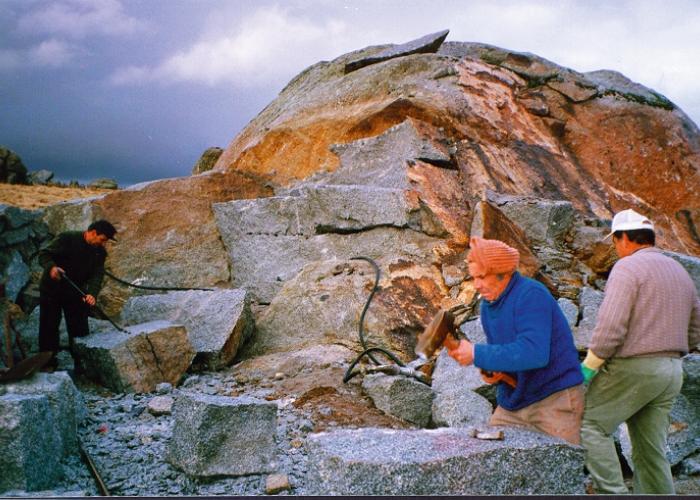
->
xmin=342 ymin=346 xmax=406 ymax=383
xmin=104 ymin=270 xmax=214 ymax=292
xmin=350 ymin=256 xmax=381 ymax=365
xmin=343 ymin=256 xmax=407 ymax=384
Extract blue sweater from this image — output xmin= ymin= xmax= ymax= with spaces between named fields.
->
xmin=473 ymin=272 xmax=583 ymax=411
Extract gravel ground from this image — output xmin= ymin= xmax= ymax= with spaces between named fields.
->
xmin=3 ymin=370 xmax=316 ymax=497
xmin=4 ymin=363 xmax=700 ymax=497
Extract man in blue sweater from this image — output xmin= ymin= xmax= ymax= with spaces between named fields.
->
xmin=448 ymin=237 xmax=584 ymax=445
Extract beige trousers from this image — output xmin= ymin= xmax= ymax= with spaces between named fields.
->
xmin=489 ymin=384 xmax=585 ymax=445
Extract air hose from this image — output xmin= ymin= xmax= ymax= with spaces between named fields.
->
xmin=343 ymin=256 xmax=410 ymax=384
xmin=104 ymin=270 xmax=214 ymax=292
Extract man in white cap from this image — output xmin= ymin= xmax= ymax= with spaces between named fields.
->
xmin=580 ymin=209 xmax=700 ymax=494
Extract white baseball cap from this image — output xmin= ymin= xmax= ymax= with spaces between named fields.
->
xmin=603 ymin=209 xmax=655 ymax=243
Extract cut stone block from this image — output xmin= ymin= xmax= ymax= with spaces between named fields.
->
xmin=119 ymin=289 xmax=255 ymax=371
xmin=362 ymin=374 xmax=434 ymax=427
xmin=431 ymin=350 xmax=493 ymax=427
xmin=306 ymin=426 xmax=584 ymax=495
xmin=0 ymin=394 xmax=62 ymax=493
xmin=73 ymin=320 xmax=195 ymax=393
xmin=487 ymin=193 xmax=575 ymax=247
xmin=166 ymin=392 xmax=278 ymax=477
xmin=0 ymin=371 xmax=85 ymax=459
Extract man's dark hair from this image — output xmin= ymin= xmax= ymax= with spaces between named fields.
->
xmin=88 ymin=219 xmax=117 ymax=240
xmin=613 ymin=229 xmax=655 ymax=246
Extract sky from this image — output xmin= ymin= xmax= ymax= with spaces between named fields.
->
xmin=1 ymin=0 xmax=699 ymax=187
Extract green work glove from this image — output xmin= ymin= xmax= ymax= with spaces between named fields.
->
xmin=580 ymin=363 xmax=596 ymax=383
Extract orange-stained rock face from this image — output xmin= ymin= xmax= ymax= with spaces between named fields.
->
xmin=93 ymin=169 xmax=274 ymax=315
xmin=558 ymin=99 xmax=700 ymax=254
xmin=214 ymin=41 xmax=700 ymax=257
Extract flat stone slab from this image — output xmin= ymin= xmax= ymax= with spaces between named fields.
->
xmin=73 ymin=320 xmax=195 ymax=393
xmin=306 ymin=426 xmax=584 ymax=495
xmin=166 ymin=392 xmax=278 ymax=477
xmin=345 ymin=29 xmax=449 ymax=73
xmin=328 ymin=119 xmax=453 ymax=189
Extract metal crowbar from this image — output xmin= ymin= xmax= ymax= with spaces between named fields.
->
xmin=58 ymin=271 xmax=128 ymax=333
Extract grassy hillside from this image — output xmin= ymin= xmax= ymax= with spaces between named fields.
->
xmin=0 ymin=183 xmax=114 ymax=210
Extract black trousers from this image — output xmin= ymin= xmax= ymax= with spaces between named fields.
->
xmin=38 ymin=295 xmax=90 ymax=359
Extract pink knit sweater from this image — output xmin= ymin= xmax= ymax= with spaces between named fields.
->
xmin=589 ymin=247 xmax=700 ymax=359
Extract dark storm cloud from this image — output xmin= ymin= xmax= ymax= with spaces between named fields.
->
xmin=0 ymin=0 xmax=698 ymax=186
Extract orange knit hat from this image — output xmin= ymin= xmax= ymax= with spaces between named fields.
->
xmin=467 ymin=237 xmax=520 ymax=275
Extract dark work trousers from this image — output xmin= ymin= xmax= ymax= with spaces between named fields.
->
xmin=39 ymin=295 xmax=90 ymax=364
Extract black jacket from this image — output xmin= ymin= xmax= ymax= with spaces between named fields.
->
xmin=38 ymin=231 xmax=107 ymax=300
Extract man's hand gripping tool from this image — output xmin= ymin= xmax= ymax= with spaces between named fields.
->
xmin=58 ymin=271 xmax=128 ymax=333
xmin=414 ymin=308 xmax=517 ymax=388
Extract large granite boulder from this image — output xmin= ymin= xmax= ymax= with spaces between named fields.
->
xmin=118 ymin=289 xmax=256 ymax=371
xmin=237 ymin=256 xmax=450 ymax=361
xmin=214 ymin=35 xmax=700 ymax=257
xmin=305 ymin=426 xmax=584 ymax=495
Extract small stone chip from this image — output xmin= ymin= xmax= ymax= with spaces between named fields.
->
xmin=148 ymin=396 xmax=174 ymax=416
xmin=472 ymin=428 xmax=504 ymax=440
xmin=265 ymin=473 xmax=291 ymax=495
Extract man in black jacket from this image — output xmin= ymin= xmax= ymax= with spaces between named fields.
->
xmin=38 ymin=219 xmax=117 ymax=372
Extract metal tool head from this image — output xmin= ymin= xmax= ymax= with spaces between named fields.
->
xmin=0 ymin=351 xmax=53 ymax=383
xmin=414 ymin=308 xmax=457 ymax=360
